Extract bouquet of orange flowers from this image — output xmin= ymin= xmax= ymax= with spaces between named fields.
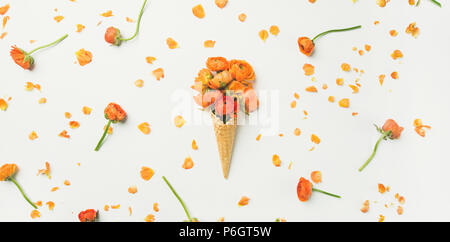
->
xmin=192 ymin=57 xmax=259 ymax=179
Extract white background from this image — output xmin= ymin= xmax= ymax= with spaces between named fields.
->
xmin=1 ymin=0 xmax=449 ymax=222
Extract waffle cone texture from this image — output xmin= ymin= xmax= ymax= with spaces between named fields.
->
xmin=211 ymin=113 xmax=237 ymax=179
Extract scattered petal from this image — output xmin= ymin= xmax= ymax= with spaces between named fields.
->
xmin=140 ymin=166 xmax=154 ymax=181
xmin=238 ymin=196 xmax=250 ymax=206
xmin=192 ymin=5 xmax=205 ymax=19
xmin=138 ymin=122 xmax=151 ymax=135
xmin=311 ymin=171 xmax=322 ymax=183
xmin=182 ymin=156 xmax=194 ymax=169
xmin=152 ymin=68 xmax=164 ymax=80
xmin=174 ymin=115 xmax=185 ymax=128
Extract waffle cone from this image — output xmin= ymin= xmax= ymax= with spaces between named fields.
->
xmin=211 ymin=113 xmax=237 ymax=179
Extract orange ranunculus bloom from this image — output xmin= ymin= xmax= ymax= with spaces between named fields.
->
xmin=193 ymin=68 xmax=213 ymax=93
xmin=227 ymin=80 xmax=247 ymax=93
xmin=193 ymin=90 xmax=223 ymax=108
xmin=208 ymin=70 xmax=232 ymax=89
xmin=382 ymin=119 xmax=404 ymax=139
xmin=10 ymin=46 xmax=33 ymax=70
xmin=0 ymin=163 xmax=17 ymax=181
xmin=297 ymin=177 xmax=313 ymax=202
xmin=78 ymin=209 xmax=97 ymax=222
xmin=297 ymin=37 xmax=315 ymax=56
xmin=104 ymin=103 xmax=127 ymax=122
xmin=243 ymin=88 xmax=259 ymax=113
xmin=229 ymin=60 xmax=255 ymax=82
xmin=105 ymin=27 xmax=122 ymax=46
xmin=206 ymin=57 xmax=229 ymax=72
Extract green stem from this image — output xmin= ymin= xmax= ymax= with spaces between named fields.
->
xmin=8 ymin=177 xmax=37 ymax=209
xmin=312 ymin=25 xmax=362 ymax=42
xmin=431 ymin=0 xmax=442 ymax=7
xmin=27 ymin=34 xmax=68 ymax=55
xmin=95 ymin=120 xmax=112 ymax=151
xmin=162 ymin=176 xmax=192 ymax=221
xmin=416 ymin=0 xmax=421 ymax=6
xmin=312 ymin=188 xmax=341 ymax=199
xmin=120 ymin=0 xmax=147 ymax=41
xmin=358 ymin=132 xmax=390 ymax=172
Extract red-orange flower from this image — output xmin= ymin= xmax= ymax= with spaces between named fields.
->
xmin=359 ymin=119 xmax=404 ymax=172
xmin=0 ymin=163 xmax=17 ymax=181
xmin=229 ymin=60 xmax=255 ymax=82
xmin=382 ymin=119 xmax=404 ymax=139
xmin=78 ymin=209 xmax=97 ymax=222
xmin=10 ymin=46 xmax=34 ymax=70
xmin=297 ymin=177 xmax=313 ymax=202
xmin=104 ymin=0 xmax=148 ymax=46
xmin=105 ymin=27 xmax=122 ymax=46
xmin=104 ymin=103 xmax=127 ymax=122
xmin=297 ymin=37 xmax=315 ymax=56
xmin=95 ymin=103 xmax=127 ymax=151
xmin=206 ymin=57 xmax=229 ymax=72
xmin=298 ymin=25 xmax=361 ymax=57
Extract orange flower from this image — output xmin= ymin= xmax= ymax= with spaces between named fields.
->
xmin=103 ymin=1 xmax=147 ymax=46
xmin=382 ymin=119 xmax=404 ymax=139
xmin=104 ymin=27 xmax=122 ymax=46
xmin=228 ymin=80 xmax=247 ymax=93
xmin=298 ymin=25 xmax=361 ymax=57
xmin=298 ymin=37 xmax=315 ymax=56
xmin=11 ymin=34 xmax=68 ymax=70
xmin=206 ymin=57 xmax=229 ymax=72
xmin=193 ymin=68 xmax=213 ymax=92
xmin=208 ymin=70 xmax=232 ymax=89
xmin=0 ymin=163 xmax=17 ymax=181
xmin=359 ymin=119 xmax=403 ymax=172
xmin=229 ymin=59 xmax=255 ymax=82
xmin=297 ymin=177 xmax=340 ymax=202
xmin=10 ymin=46 xmax=33 ymax=70
xmin=78 ymin=209 xmax=97 ymax=222
xmin=297 ymin=177 xmax=313 ymax=202
xmin=1 ymin=163 xmax=37 ymax=209
xmin=104 ymin=103 xmax=127 ymax=122
xmin=95 ymin=103 xmax=127 ymax=151
xmin=243 ymin=88 xmax=259 ymax=113
xmin=193 ymin=90 xmax=223 ymax=108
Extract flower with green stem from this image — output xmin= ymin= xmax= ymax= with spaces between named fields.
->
xmin=104 ymin=0 xmax=148 ymax=46
xmin=416 ymin=0 xmax=442 ymax=7
xmin=297 ymin=25 xmax=361 ymax=56
xmin=359 ymin=119 xmax=404 ymax=172
xmin=95 ymin=103 xmax=127 ymax=151
xmin=162 ymin=176 xmax=198 ymax=222
xmin=0 ymin=163 xmax=37 ymax=209
xmin=297 ymin=177 xmax=341 ymax=202
xmin=10 ymin=34 xmax=68 ymax=70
